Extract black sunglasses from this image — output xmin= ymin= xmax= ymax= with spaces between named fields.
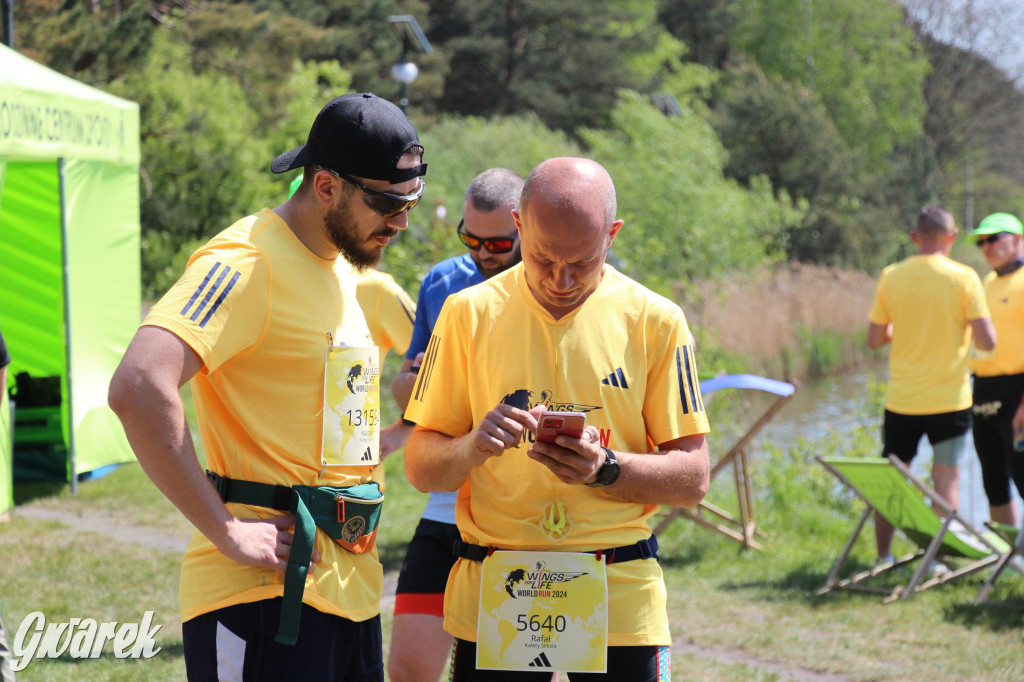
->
xmin=314 ymin=165 xmax=424 ymax=217
xmin=456 ymin=219 xmax=517 ymax=254
xmin=976 ymin=232 xmax=1010 ymax=248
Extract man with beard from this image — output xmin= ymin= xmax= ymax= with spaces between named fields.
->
xmin=388 ymin=168 xmax=525 ymax=682
xmin=108 ymin=93 xmax=425 ymax=681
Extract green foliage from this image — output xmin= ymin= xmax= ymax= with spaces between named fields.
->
xmin=14 ymin=0 xmax=156 ymax=84
xmin=106 ymin=28 xmax=355 ymax=298
xmin=581 ymin=90 xmax=801 ymax=294
xmin=426 ymin=0 xmax=661 ymax=131
xmin=384 ymin=114 xmax=581 ymax=294
xmin=731 ymin=0 xmax=930 ymax=171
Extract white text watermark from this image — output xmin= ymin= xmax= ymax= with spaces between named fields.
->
xmin=11 ymin=611 xmax=162 ymax=671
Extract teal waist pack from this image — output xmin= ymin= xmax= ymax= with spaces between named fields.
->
xmin=206 ymin=471 xmax=383 ymax=645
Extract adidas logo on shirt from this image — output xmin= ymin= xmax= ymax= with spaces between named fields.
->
xmin=601 ymin=368 xmax=628 ymax=389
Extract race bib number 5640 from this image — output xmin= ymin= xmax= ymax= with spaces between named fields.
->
xmin=476 ymin=550 xmax=608 ymax=673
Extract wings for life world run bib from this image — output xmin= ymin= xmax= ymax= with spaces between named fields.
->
xmin=322 ymin=345 xmax=380 ymax=466
xmin=476 ymin=550 xmax=608 ymax=673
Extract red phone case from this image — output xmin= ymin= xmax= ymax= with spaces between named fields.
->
xmin=536 ymin=411 xmax=586 ymax=443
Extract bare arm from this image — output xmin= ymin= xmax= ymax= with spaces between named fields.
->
xmin=1013 ymin=403 xmax=1024 ymax=444
xmin=391 ymin=353 xmax=424 ymax=411
xmin=970 ymin=316 xmax=997 ymax=352
xmin=867 ymin=322 xmax=892 ymax=350
xmin=528 ymin=431 xmax=710 ymax=508
xmin=108 ymin=326 xmax=310 ymax=572
xmin=405 ymin=404 xmax=545 ymax=492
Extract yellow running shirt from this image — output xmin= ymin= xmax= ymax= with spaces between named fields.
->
xmin=970 ymin=267 xmax=1024 ymax=377
xmin=356 ymin=269 xmax=415 ymax=359
xmin=143 ymin=208 xmax=384 ymax=624
xmin=405 ymin=263 xmax=709 ymax=646
xmin=868 ymin=254 xmax=989 ymax=414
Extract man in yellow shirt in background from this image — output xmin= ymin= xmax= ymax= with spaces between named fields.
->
xmin=404 ymin=157 xmax=710 ymax=680
xmin=970 ymin=212 xmax=1024 ymax=526
xmin=868 ymin=205 xmax=996 ymax=564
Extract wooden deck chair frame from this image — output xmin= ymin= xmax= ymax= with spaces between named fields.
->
xmin=653 ymin=374 xmax=795 ymax=550
xmin=976 ymin=521 xmax=1024 ymax=603
xmin=817 ymin=455 xmax=1004 ymax=603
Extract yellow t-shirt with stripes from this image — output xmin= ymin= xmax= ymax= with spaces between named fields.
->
xmin=405 ymin=263 xmax=709 ymax=646
xmin=868 ymin=254 xmax=989 ymax=414
xmin=143 ymin=208 xmax=384 ymax=624
xmin=356 ymin=269 xmax=415 ymax=359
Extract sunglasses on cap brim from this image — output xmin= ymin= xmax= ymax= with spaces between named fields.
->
xmin=456 ymin=219 xmax=517 ymax=254
xmin=315 ymin=165 xmax=424 ymax=217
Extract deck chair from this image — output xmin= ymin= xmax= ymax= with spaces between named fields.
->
xmin=817 ymin=455 xmax=1006 ymax=602
xmin=653 ymin=373 xmax=795 ymax=550
xmin=976 ymin=521 xmax=1024 ymax=603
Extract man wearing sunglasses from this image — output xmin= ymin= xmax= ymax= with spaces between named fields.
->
xmin=403 ymin=158 xmax=710 ymax=680
xmin=109 ymin=93 xmax=424 ymax=681
xmin=867 ymin=205 xmax=996 ymax=567
xmin=388 ymin=168 xmax=525 ymax=682
xmin=969 ymin=213 xmax=1024 ymax=528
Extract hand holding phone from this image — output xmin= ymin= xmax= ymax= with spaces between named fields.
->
xmin=536 ymin=411 xmax=586 ymax=444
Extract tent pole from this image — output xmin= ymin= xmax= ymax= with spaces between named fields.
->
xmin=58 ymin=158 xmax=77 ymax=494
xmin=1 ymin=0 xmax=13 ymax=48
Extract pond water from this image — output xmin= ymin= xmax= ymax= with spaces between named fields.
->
xmin=746 ymin=366 xmax=1022 ymax=528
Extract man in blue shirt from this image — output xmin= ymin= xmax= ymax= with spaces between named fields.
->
xmin=388 ymin=168 xmax=524 ymax=682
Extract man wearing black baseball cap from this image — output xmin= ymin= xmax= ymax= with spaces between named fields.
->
xmin=109 ymin=93 xmax=424 ymax=681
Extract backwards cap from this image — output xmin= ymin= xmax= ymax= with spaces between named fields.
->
xmin=271 ymin=93 xmax=426 ymax=183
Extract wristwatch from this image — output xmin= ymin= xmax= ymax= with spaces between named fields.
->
xmin=586 ymin=447 xmax=621 ymax=487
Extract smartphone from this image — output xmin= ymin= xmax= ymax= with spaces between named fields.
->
xmin=536 ymin=411 xmax=586 ymax=444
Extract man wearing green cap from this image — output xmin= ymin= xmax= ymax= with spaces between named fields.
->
xmin=970 ymin=212 xmax=1024 ymax=526
xmin=867 ymin=205 xmax=996 ymax=565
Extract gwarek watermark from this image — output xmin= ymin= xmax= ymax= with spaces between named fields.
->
xmin=11 ymin=611 xmax=162 ymax=671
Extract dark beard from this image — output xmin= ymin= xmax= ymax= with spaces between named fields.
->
xmin=472 ymin=242 xmax=522 ymax=279
xmin=324 ymin=205 xmax=395 ymax=271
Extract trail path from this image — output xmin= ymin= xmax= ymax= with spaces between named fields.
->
xmin=14 ymin=503 xmax=849 ymax=681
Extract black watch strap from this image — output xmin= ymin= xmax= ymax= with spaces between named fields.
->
xmin=586 ymin=447 xmax=620 ymax=487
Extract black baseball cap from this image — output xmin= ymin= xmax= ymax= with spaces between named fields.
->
xmin=271 ymin=93 xmax=426 ymax=183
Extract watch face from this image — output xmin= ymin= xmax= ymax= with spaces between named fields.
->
xmin=600 ymin=459 xmax=621 ymax=485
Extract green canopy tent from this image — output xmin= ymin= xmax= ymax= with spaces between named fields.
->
xmin=0 ymin=44 xmax=140 ymax=492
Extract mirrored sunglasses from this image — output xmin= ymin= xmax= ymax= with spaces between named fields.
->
xmin=315 ymin=165 xmax=424 ymax=217
xmin=456 ymin=219 xmax=517 ymax=254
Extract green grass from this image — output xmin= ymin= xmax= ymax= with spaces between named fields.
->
xmin=4 ymin=381 xmax=1024 ymax=680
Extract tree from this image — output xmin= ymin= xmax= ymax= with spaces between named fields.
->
xmin=731 ymin=0 xmax=930 ymax=171
xmin=580 ymin=90 xmax=801 ymax=293
xmin=385 ymin=114 xmax=581 ymax=294
xmin=107 ymin=29 xmax=353 ymax=297
xmin=657 ymin=0 xmax=736 ymax=69
xmin=424 ymin=0 xmax=672 ymax=131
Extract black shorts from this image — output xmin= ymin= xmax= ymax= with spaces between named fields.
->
xmin=182 ymin=598 xmax=382 ymax=682
xmin=394 ymin=518 xmax=461 ymax=616
xmin=881 ymin=408 xmax=971 ymax=463
xmin=972 ymin=374 xmax=1024 ymax=506
xmin=449 ymin=638 xmax=671 ymax=681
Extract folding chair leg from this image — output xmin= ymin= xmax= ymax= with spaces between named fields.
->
xmin=819 ymin=507 xmax=872 ymax=593
xmin=977 ymin=550 xmax=1019 ymax=603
